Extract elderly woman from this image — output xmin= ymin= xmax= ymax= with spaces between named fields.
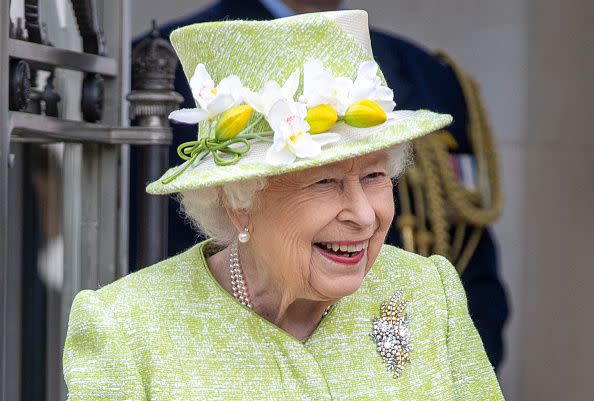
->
xmin=63 ymin=10 xmax=504 ymax=400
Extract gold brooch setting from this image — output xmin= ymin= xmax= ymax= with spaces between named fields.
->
xmin=370 ymin=290 xmax=412 ymax=378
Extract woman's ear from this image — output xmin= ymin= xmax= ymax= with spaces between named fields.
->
xmin=221 ymin=192 xmax=250 ymax=233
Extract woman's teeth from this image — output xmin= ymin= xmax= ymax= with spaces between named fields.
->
xmin=317 ymin=241 xmax=369 ymax=255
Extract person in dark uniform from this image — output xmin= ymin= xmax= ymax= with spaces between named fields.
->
xmin=130 ymin=0 xmax=508 ymax=370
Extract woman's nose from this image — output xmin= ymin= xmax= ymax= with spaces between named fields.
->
xmin=337 ymin=180 xmax=376 ymax=228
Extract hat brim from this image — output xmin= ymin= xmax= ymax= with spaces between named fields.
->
xmin=146 ymin=109 xmax=452 ymax=195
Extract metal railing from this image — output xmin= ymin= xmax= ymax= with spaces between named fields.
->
xmin=1 ymin=2 xmax=171 ymax=400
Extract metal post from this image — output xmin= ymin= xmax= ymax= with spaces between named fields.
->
xmin=99 ymin=0 xmax=131 ymax=281
xmin=1 ymin=1 xmax=12 ymax=399
xmin=5 ymin=145 xmax=23 ymax=401
xmin=135 ymin=145 xmax=169 ymax=266
xmin=128 ymin=20 xmax=182 ymax=268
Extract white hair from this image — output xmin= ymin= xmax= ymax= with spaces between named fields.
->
xmin=177 ymin=143 xmax=412 ymax=246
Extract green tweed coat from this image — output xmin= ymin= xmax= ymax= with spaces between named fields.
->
xmin=63 ymin=242 xmax=504 ymax=400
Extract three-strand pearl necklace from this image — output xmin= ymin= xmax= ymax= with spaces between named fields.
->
xmin=229 ymin=242 xmax=252 ymax=309
xmin=228 ymin=242 xmax=331 ymax=317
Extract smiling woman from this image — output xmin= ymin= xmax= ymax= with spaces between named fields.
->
xmin=193 ymin=150 xmax=399 ymax=338
xmin=62 ymin=9 xmax=504 ymax=401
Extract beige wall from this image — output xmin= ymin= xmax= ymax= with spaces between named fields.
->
xmin=131 ymin=1 xmax=594 ymax=400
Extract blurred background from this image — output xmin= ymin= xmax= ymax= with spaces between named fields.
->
xmin=2 ymin=0 xmax=593 ymax=400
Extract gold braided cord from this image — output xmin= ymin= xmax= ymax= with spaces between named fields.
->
xmin=450 ymin=221 xmax=467 ymax=262
xmin=407 ymin=167 xmax=430 ymax=255
xmin=433 ymin=51 xmax=503 ymax=226
xmin=457 ymin=227 xmax=484 ymax=274
xmin=396 ymin=175 xmax=416 ymax=252
xmin=396 ymin=51 xmax=503 ymax=273
xmin=413 ymin=139 xmax=450 ymax=258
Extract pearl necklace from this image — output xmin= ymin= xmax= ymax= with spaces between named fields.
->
xmin=229 ymin=242 xmax=252 ymax=309
xmin=228 ymin=243 xmax=331 ymax=317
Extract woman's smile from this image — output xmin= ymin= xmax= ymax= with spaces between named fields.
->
xmin=313 ymin=240 xmax=369 ymax=265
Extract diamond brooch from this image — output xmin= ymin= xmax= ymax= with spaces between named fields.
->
xmin=370 ymin=290 xmax=412 ymax=378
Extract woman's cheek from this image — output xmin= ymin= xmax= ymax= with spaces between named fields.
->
xmin=370 ymin=182 xmax=395 ymax=231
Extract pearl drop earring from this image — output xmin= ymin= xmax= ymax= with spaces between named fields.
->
xmin=238 ymin=227 xmax=250 ymax=243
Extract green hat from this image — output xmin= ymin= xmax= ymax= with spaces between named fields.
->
xmin=146 ymin=10 xmax=452 ymax=195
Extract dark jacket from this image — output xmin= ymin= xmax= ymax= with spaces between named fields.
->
xmin=130 ymin=0 xmax=508 ymax=369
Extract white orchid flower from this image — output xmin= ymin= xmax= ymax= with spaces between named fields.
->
xmin=265 ymin=100 xmax=340 ymax=166
xmin=244 ymin=69 xmax=300 ymax=117
xmin=349 ymin=61 xmax=396 ymax=114
xmin=169 ymin=64 xmax=245 ymax=124
xmin=301 ymin=59 xmax=396 ymax=117
xmin=301 ymin=60 xmax=353 ymax=116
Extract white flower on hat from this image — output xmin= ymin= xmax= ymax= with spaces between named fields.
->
xmin=169 ymin=64 xmax=245 ymax=124
xmin=244 ymin=69 xmax=300 ymax=117
xmin=350 ymin=61 xmax=396 ymax=114
xmin=301 ymin=60 xmax=353 ymax=116
xmin=265 ymin=100 xmax=340 ymax=166
xmin=300 ymin=59 xmax=396 ymax=117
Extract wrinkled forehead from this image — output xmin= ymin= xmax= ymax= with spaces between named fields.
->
xmin=322 ymin=150 xmax=390 ymax=172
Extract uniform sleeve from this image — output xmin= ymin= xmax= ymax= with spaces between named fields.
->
xmin=63 ymin=290 xmax=147 ymax=401
xmin=430 ymin=255 xmax=505 ymax=400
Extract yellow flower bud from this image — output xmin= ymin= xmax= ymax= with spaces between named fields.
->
xmin=305 ymin=104 xmax=338 ymax=134
xmin=344 ymin=99 xmax=387 ymax=128
xmin=215 ymin=105 xmax=254 ymax=141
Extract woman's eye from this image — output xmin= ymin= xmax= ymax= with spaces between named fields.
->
xmin=314 ymin=178 xmax=337 ymax=186
xmin=363 ymin=172 xmax=386 ymax=181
